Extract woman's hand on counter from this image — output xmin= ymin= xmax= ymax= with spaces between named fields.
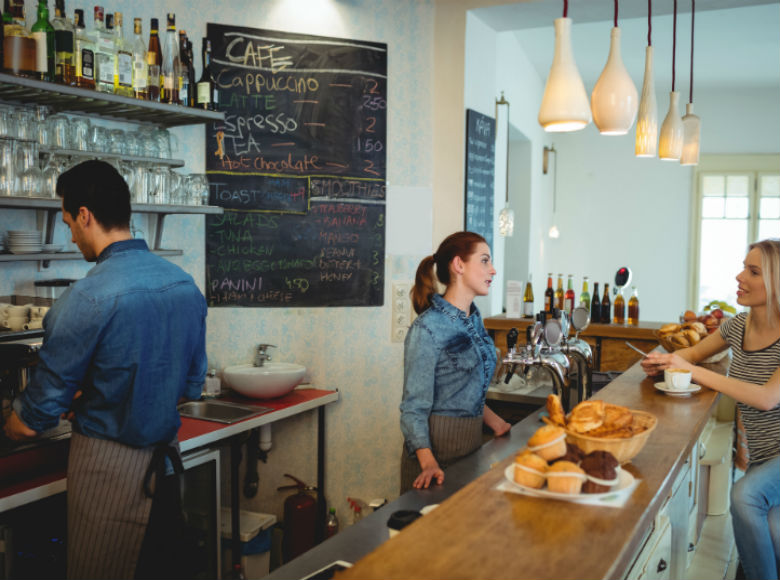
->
xmin=414 ymin=448 xmax=444 ymax=489
xmin=641 ymin=351 xmax=694 ymax=376
xmin=484 ymin=406 xmax=511 ymax=437
xmin=3 ymin=411 xmax=38 ymax=441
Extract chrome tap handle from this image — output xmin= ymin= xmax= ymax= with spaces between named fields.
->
xmin=506 ymin=328 xmax=519 ymax=352
xmin=254 ymin=344 xmax=276 ymax=366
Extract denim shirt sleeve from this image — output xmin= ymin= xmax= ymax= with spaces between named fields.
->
xmin=13 ymin=287 xmax=103 ymax=432
xmin=400 ymin=321 xmax=438 ymax=455
xmin=184 ymin=303 xmax=208 ymax=401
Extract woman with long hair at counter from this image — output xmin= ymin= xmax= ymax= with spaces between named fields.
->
xmin=642 ymin=238 xmax=780 ymax=580
xmin=399 ymin=231 xmax=510 ymax=493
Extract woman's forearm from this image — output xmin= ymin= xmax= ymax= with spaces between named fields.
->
xmin=691 ymin=365 xmax=780 ymax=411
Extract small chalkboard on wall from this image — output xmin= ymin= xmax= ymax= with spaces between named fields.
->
xmin=464 ymin=109 xmax=495 ymax=249
xmin=204 ymin=24 xmax=387 ymax=307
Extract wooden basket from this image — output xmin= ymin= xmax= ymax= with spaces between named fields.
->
xmin=654 ymin=330 xmax=684 ymax=352
xmin=564 ymin=410 xmax=658 ymax=464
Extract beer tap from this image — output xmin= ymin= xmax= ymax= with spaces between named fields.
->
xmin=560 ymin=307 xmax=594 ymax=406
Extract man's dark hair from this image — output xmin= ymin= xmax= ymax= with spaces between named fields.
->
xmin=56 ymin=160 xmax=132 ymax=230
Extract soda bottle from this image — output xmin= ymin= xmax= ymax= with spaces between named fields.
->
xmin=554 ymin=274 xmax=564 ymax=311
xmin=613 ymin=288 xmax=625 ymax=324
xmin=601 ymin=283 xmax=611 ymax=323
xmin=544 ymin=273 xmax=554 ymax=315
xmin=326 ymin=507 xmax=339 ymax=538
xmin=579 ymin=277 xmax=590 ymax=311
xmin=591 ymin=282 xmax=601 ymax=323
xmin=564 ymin=274 xmax=575 ymax=315
xmin=628 ymin=287 xmax=640 ymax=325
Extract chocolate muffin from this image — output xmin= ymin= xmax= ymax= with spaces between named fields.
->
xmin=581 ymin=450 xmax=619 ymax=493
xmin=559 ymin=442 xmax=586 ymax=465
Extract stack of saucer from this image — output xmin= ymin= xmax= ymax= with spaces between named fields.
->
xmin=7 ymin=230 xmax=43 ymax=254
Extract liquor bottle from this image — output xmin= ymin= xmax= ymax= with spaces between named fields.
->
xmin=590 ymin=282 xmax=601 ymax=323
xmin=628 ymin=287 xmax=640 ymax=326
xmin=73 ymin=8 xmax=93 ymax=89
xmin=51 ymin=0 xmax=73 ymax=84
xmin=522 ymin=275 xmax=534 ymax=318
xmin=601 ymin=283 xmax=611 ymax=323
xmin=160 ymin=12 xmax=179 ymax=104
xmin=93 ymin=6 xmax=113 ymax=93
xmin=146 ymin=17 xmax=161 ymax=101
xmin=4 ymin=0 xmax=36 ymax=77
xmin=579 ymin=276 xmax=590 ymax=311
xmin=112 ymin=11 xmax=132 ymax=96
xmin=613 ymin=287 xmax=625 ymax=324
xmin=0 ymin=2 xmax=4 ymax=69
xmin=30 ymin=0 xmax=55 ymax=81
xmin=185 ymin=38 xmax=195 ymax=107
xmin=177 ymin=30 xmax=189 ymax=106
xmin=544 ymin=273 xmax=554 ymax=315
xmin=131 ymin=17 xmax=146 ymax=99
xmin=196 ymin=37 xmax=218 ymax=110
xmin=564 ymin=274 xmax=575 ymax=315
xmin=554 ymin=273 xmax=564 ymax=311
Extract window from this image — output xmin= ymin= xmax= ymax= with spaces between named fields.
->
xmin=692 ymin=156 xmax=780 ymax=311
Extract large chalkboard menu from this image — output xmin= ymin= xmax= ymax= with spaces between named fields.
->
xmin=464 ymin=109 xmax=495 ymax=250
xmin=204 ymin=24 xmax=387 ymax=307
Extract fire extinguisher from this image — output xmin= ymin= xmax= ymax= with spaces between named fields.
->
xmin=278 ymin=474 xmax=317 ymax=563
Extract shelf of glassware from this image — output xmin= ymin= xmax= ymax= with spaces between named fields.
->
xmin=0 ymin=72 xmax=224 ymax=128
xmin=39 ymin=146 xmax=186 ymax=168
xmin=0 ymin=249 xmax=184 ymax=262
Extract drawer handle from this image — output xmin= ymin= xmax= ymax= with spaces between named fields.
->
xmin=657 ymin=559 xmax=668 ymax=573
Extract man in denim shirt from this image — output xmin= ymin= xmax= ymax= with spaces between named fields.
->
xmin=4 ymin=160 xmax=207 ymax=579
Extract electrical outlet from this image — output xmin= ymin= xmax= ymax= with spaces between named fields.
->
xmin=391 ymin=282 xmax=412 ymax=342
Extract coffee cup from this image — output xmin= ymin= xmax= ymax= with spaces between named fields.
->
xmin=2 ymin=316 xmax=28 ymax=331
xmin=664 ymin=368 xmax=692 ymax=390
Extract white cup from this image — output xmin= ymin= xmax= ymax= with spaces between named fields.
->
xmin=2 ymin=316 xmax=28 ymax=331
xmin=664 ymin=368 xmax=692 ymax=390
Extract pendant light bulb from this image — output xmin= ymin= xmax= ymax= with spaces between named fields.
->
xmin=548 ymin=224 xmax=560 ymax=239
xmin=591 ymin=27 xmax=638 ymax=135
xmin=538 ymin=17 xmax=591 ymax=133
xmin=680 ymin=103 xmax=701 ymax=166
xmin=658 ymin=91 xmax=684 ymax=160
xmin=499 ymin=205 xmax=514 ymax=237
xmin=635 ymin=45 xmax=658 ymax=157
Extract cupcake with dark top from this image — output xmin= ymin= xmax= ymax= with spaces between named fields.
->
xmin=581 ymin=450 xmax=620 ymax=493
xmin=559 ymin=442 xmax=586 ymax=465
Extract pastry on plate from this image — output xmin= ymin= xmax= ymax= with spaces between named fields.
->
xmin=546 ymin=460 xmax=586 ymax=494
xmin=527 ymin=424 xmax=567 ymax=461
xmin=513 ymin=451 xmax=547 ymax=489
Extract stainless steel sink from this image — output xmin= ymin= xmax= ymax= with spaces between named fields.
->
xmin=178 ymin=400 xmax=273 ymax=424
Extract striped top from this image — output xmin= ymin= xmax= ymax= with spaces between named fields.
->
xmin=720 ymin=313 xmax=780 ymax=465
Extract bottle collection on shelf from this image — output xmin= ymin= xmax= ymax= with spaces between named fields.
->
xmin=1 ymin=0 xmax=219 ymax=110
xmin=523 ymin=273 xmax=639 ymax=326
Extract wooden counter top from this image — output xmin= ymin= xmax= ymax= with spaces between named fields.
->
xmin=338 ymin=362 xmax=723 ymax=580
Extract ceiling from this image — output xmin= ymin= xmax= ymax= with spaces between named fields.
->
xmin=472 ymin=0 xmax=780 ymax=91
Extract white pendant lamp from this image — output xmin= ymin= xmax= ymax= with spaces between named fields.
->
xmin=591 ymin=1 xmax=638 ymax=135
xmin=496 ymin=93 xmax=514 ymax=237
xmin=635 ymin=1 xmax=658 ymax=157
xmin=681 ymin=0 xmax=701 ymax=166
xmin=659 ymin=0 xmax=684 ymax=161
xmin=538 ymin=1 xmax=591 ymax=133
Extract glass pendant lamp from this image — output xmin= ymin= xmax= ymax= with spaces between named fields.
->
xmin=659 ymin=0 xmax=684 ymax=160
xmin=496 ymin=93 xmax=514 ymax=237
xmin=680 ymin=0 xmax=701 ymax=166
xmin=635 ymin=0 xmax=658 ymax=157
xmin=538 ymin=0 xmax=591 ymax=132
xmin=591 ymin=0 xmax=638 ymax=135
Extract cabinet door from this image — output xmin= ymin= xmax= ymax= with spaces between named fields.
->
xmin=600 ymin=338 xmax=658 ymax=372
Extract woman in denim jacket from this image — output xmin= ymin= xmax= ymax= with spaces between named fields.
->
xmin=400 ymin=232 xmax=511 ymax=492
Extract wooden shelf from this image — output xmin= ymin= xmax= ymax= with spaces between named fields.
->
xmin=0 ymin=249 xmax=183 ymax=262
xmin=0 ymin=72 xmax=224 ymax=127
xmin=0 ymin=195 xmax=222 ymax=214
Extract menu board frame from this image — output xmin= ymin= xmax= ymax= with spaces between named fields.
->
xmin=464 ymin=109 xmax=495 ymax=250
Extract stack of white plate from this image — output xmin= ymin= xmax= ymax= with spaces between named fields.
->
xmin=7 ymin=230 xmax=43 ymax=254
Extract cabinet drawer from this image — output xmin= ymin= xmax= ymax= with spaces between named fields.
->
xmin=626 ymin=520 xmax=672 ymax=580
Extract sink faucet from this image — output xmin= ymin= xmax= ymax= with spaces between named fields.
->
xmin=254 ymin=344 xmax=276 ymax=367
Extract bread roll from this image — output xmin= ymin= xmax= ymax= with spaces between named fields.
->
xmin=669 ymin=333 xmax=690 ymax=348
xmin=567 ymin=400 xmax=605 ymax=433
xmin=546 ymin=394 xmax=566 ymax=427
xmin=684 ymin=329 xmax=701 ymax=345
xmin=659 ymin=323 xmax=681 ymax=337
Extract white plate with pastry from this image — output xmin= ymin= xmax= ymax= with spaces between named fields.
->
xmin=503 ymin=465 xmax=635 ymax=503
xmin=654 ymin=382 xmax=702 ymax=397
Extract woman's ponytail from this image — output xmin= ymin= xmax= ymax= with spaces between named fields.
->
xmin=411 ymin=255 xmax=437 ymax=314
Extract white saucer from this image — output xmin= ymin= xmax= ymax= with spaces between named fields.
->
xmin=654 ymin=382 xmax=701 ymax=397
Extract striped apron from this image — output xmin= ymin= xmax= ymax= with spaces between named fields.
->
xmin=66 ymin=433 xmax=184 ymax=580
xmin=400 ymin=414 xmax=484 ymax=494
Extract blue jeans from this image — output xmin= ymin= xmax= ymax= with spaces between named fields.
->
xmin=731 ymin=455 xmax=780 ymax=580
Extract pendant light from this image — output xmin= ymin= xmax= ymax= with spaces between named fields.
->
xmin=545 ymin=146 xmax=560 ymax=239
xmin=591 ymin=0 xmax=638 ymax=135
xmin=658 ymin=0 xmax=684 ymax=160
xmin=496 ymin=93 xmax=514 ymax=237
xmin=635 ymin=0 xmax=658 ymax=157
xmin=537 ymin=0 xmax=591 ymax=133
xmin=680 ymin=0 xmax=701 ymax=166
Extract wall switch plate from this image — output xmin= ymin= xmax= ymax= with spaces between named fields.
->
xmin=391 ymin=282 xmax=412 ymax=342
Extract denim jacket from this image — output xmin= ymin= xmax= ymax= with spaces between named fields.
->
xmin=400 ymin=294 xmax=497 ymax=455
xmin=14 ymin=239 xmax=207 ymax=448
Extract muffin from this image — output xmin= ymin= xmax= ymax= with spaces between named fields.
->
xmin=559 ymin=442 xmax=585 ymax=465
xmin=546 ymin=460 xmax=586 ymax=494
xmin=581 ymin=450 xmax=620 ymax=493
xmin=513 ymin=451 xmax=548 ymax=489
xmin=527 ymin=425 xmax=567 ymax=461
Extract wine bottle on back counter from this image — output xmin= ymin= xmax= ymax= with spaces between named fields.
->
xmin=146 ymin=17 xmax=161 ymax=101
xmin=544 ymin=273 xmax=554 ymax=314
xmin=522 ymin=275 xmax=534 ymax=318
xmin=554 ymin=273 xmax=564 ymax=311
xmin=564 ymin=274 xmax=575 ymax=315
xmin=628 ymin=286 xmax=640 ymax=325
xmin=601 ymin=283 xmax=611 ymax=323
xmin=579 ymin=276 xmax=590 ymax=310
xmin=613 ymin=287 xmax=625 ymax=324
xmin=591 ymin=282 xmax=601 ymax=323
